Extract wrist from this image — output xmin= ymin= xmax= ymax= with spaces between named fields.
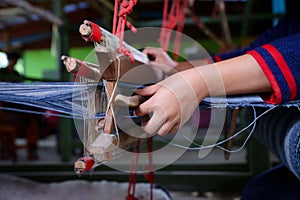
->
xmin=181 ymin=67 xmax=209 ymax=102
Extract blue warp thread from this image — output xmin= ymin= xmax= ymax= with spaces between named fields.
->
xmin=1 ymin=82 xmax=300 ymax=179
xmin=0 ymin=81 xmax=299 ymax=119
xmin=0 ymin=82 xmax=141 ymax=119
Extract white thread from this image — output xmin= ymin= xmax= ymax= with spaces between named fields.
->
xmin=156 ymin=105 xmax=277 ymax=154
xmin=103 ymin=56 xmax=121 ymax=148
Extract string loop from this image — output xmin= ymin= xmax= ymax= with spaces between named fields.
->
xmin=113 ymin=0 xmax=137 ymax=62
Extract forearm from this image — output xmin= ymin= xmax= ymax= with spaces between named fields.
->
xmin=135 ymin=54 xmax=272 ymax=136
xmin=180 ymin=54 xmax=272 ymax=102
xmin=213 ymin=54 xmax=272 ymax=95
xmin=173 ymin=59 xmax=210 ymax=73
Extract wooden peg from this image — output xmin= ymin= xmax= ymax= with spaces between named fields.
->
xmin=115 ymin=94 xmax=146 ymax=108
xmin=88 ymin=133 xmax=117 ymax=155
xmin=61 ymin=55 xmax=100 ymax=79
xmin=224 ymin=107 xmax=239 ymax=160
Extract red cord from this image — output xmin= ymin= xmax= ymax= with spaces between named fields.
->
xmin=127 ymin=139 xmax=140 ymax=200
xmin=126 ymin=138 xmax=155 ymax=200
xmin=113 ymin=0 xmax=137 ymax=62
xmin=144 ymin=137 xmax=154 ymax=200
xmin=159 ymin=0 xmax=188 ymax=61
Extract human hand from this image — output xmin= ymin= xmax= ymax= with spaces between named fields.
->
xmin=143 ymin=47 xmax=178 ymax=75
xmin=134 ymin=53 xmax=273 ymax=136
xmin=135 ymin=68 xmax=207 ymax=136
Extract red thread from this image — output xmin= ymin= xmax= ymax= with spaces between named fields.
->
xmin=127 ymin=139 xmax=140 ymax=200
xmin=159 ymin=0 xmax=188 ymax=61
xmin=126 ymin=138 xmax=155 ymax=200
xmin=144 ymin=137 xmax=154 ymax=200
xmin=113 ymin=0 xmax=137 ymax=62
xmin=144 ymin=172 xmax=155 ymax=183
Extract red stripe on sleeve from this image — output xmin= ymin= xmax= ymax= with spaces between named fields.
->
xmin=262 ymin=44 xmax=297 ymax=101
xmin=214 ymin=55 xmax=222 ymax=62
xmin=247 ymin=50 xmax=282 ymax=104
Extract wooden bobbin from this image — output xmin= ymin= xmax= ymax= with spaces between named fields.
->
xmin=61 ymin=55 xmax=100 ymax=79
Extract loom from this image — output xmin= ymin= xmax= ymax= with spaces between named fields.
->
xmin=60 ymin=19 xmax=165 ymax=183
xmin=68 ymin=7 xmax=159 ymax=197
xmin=0 ymin=63 xmax=300 ymax=197
xmin=0 ymin=19 xmax=299 ymax=181
xmin=1 ymin=82 xmax=299 ymax=153
xmin=0 ymin=21 xmax=300 ymax=180
xmin=0 ymin=1 xmax=300 ymax=199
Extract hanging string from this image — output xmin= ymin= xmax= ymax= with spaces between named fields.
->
xmin=113 ymin=0 xmax=137 ymax=62
xmin=126 ymin=139 xmax=140 ymax=200
xmin=159 ymin=0 xmax=188 ymax=61
xmin=155 ymin=105 xmax=278 ymax=155
xmin=126 ymin=134 xmax=153 ymax=200
xmin=173 ymin=0 xmax=188 ymax=61
xmin=125 ymin=139 xmax=154 ymax=200
xmin=144 ymin=137 xmax=154 ymax=200
xmin=211 ymin=0 xmax=233 ymax=51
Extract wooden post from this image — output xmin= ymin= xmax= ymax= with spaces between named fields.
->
xmin=224 ymin=107 xmax=239 ymax=160
xmin=53 ymin=0 xmax=72 ymax=162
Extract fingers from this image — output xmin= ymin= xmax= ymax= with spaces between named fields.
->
xmin=140 ymin=104 xmax=177 ymax=136
xmin=141 ymin=108 xmax=166 ymax=134
xmin=134 ymin=100 xmax=150 ymax=117
xmin=141 ymin=110 xmax=180 ymax=136
xmin=136 ymin=100 xmax=180 ymax=136
xmin=134 ymin=82 xmax=181 ymax=136
xmin=134 ymin=84 xmax=170 ymax=135
xmin=143 ymin=47 xmax=165 ymax=64
xmin=142 ymin=47 xmax=164 ymax=56
xmin=134 ymin=84 xmax=160 ymax=96
xmin=157 ymin=122 xmax=179 ymax=136
xmin=134 ymin=84 xmax=160 ymax=116
xmin=168 ymin=123 xmax=180 ymax=134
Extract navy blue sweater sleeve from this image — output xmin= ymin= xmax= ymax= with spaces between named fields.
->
xmin=246 ymin=33 xmax=300 ymax=104
xmin=212 ymin=15 xmax=300 ymax=62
